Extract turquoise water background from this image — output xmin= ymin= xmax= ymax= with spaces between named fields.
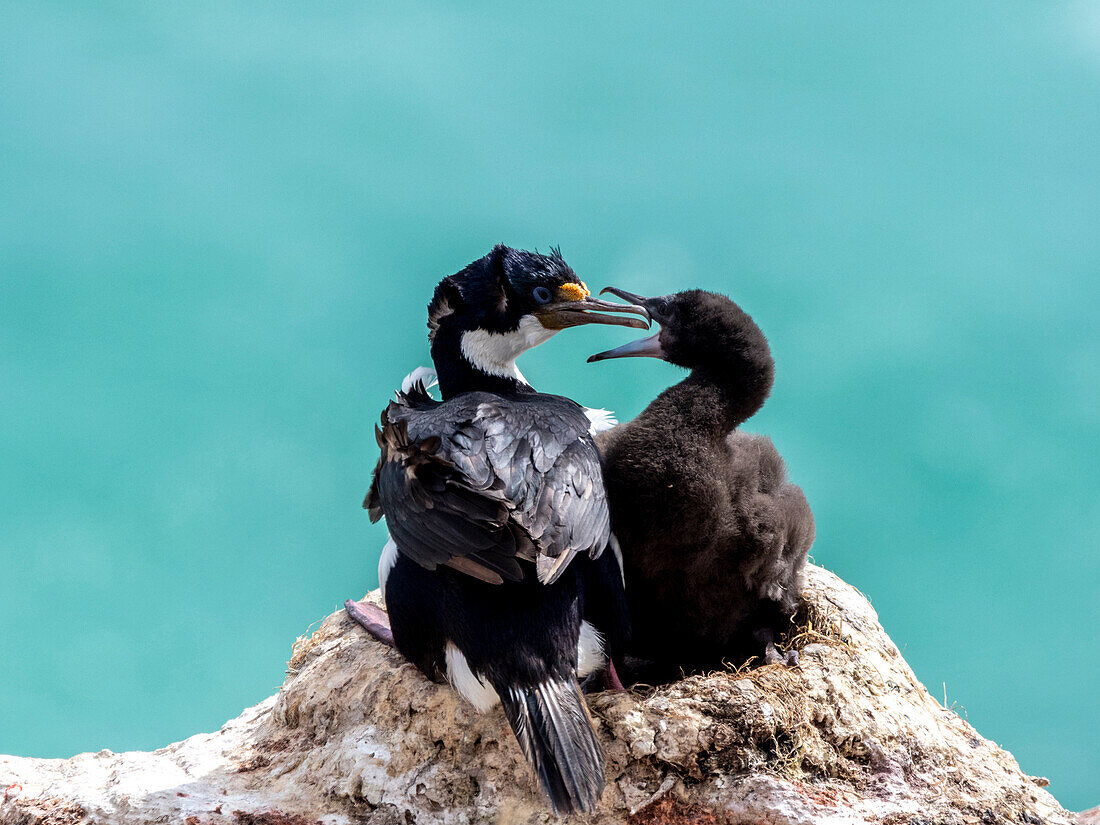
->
xmin=2 ymin=2 xmax=1097 ymax=810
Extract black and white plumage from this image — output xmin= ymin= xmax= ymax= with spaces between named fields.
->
xmin=354 ymin=246 xmax=646 ymax=814
xmin=589 ymin=288 xmax=815 ymax=680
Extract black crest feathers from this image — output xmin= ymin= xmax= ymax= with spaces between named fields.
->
xmin=426 ymin=245 xmax=513 ymax=341
xmin=427 ymin=276 xmax=462 ymax=342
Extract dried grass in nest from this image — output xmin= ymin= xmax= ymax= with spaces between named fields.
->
xmin=286 ymin=616 xmax=328 ymax=675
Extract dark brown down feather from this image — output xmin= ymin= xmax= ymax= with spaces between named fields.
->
xmin=595 ymin=290 xmax=815 ymax=679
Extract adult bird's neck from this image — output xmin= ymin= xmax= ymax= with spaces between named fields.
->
xmin=431 ymin=327 xmax=535 ymax=400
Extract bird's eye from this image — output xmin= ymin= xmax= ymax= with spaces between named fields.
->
xmin=532 ymin=286 xmax=553 ymax=304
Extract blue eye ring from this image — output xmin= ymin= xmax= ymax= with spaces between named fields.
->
xmin=532 ymin=286 xmax=553 ymax=304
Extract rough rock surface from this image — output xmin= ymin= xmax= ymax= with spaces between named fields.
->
xmin=0 ymin=566 xmax=1075 ymax=824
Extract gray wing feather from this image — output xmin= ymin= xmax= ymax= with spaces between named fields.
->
xmin=368 ymin=390 xmax=609 ymax=586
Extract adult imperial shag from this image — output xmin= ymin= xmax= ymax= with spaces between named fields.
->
xmin=589 ymin=288 xmax=815 ymax=682
xmin=347 ymin=246 xmax=647 ymax=814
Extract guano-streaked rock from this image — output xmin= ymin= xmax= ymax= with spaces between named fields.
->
xmin=0 ymin=566 xmax=1075 ymax=824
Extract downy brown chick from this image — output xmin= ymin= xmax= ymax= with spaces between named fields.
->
xmin=590 ymin=288 xmax=815 ymax=680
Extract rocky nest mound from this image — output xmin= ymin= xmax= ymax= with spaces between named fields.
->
xmin=0 ymin=566 xmax=1073 ymax=824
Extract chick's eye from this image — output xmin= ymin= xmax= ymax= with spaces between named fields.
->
xmin=532 ymin=286 xmax=553 ymax=304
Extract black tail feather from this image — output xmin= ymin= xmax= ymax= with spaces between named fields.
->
xmin=497 ymin=677 xmax=605 ymax=814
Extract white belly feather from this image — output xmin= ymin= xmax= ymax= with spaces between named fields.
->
xmin=444 ymin=621 xmax=606 ymax=711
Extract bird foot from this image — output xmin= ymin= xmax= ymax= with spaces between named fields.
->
xmin=604 ymin=658 xmax=627 ymax=691
xmin=344 ymin=599 xmax=395 ymax=647
xmin=764 ymin=642 xmax=799 ymax=667
xmin=580 ymin=659 xmax=628 ymax=694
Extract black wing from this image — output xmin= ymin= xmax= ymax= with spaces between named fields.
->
xmin=365 ymin=385 xmax=610 ymax=586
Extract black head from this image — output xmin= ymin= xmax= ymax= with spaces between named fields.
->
xmin=426 ymin=246 xmax=649 ymax=398
xmin=588 ymin=288 xmax=772 ymax=375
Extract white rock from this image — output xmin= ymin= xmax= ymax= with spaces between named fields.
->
xmin=0 ymin=568 xmax=1076 ymax=824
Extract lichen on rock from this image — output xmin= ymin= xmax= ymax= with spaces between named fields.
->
xmin=0 ymin=566 xmax=1076 ymax=824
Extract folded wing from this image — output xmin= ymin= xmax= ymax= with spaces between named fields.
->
xmin=365 ymin=383 xmax=610 ymax=586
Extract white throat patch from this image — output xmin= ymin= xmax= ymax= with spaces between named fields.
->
xmin=460 ymin=315 xmax=557 ymax=384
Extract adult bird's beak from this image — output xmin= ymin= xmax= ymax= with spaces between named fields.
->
xmin=534 ymin=288 xmax=651 ymax=331
xmin=586 ymin=287 xmax=666 ymax=362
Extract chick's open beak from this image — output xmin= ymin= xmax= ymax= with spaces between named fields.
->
xmin=534 ymin=296 xmax=650 ymax=331
xmin=599 ymin=286 xmax=648 ymax=306
xmin=586 ymin=287 xmax=666 ymax=362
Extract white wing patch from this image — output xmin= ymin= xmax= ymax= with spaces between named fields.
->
xmin=576 ymin=620 xmax=607 ymax=678
xmin=583 ymin=407 xmax=618 ymax=435
xmin=399 ymin=366 xmax=439 ymax=396
xmin=445 ymin=641 xmax=500 ymax=711
xmin=377 ymin=536 xmax=399 ymax=601
xmin=608 ymin=532 xmax=625 ymax=587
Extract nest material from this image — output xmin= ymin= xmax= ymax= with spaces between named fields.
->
xmin=0 ymin=566 xmax=1072 ymax=825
